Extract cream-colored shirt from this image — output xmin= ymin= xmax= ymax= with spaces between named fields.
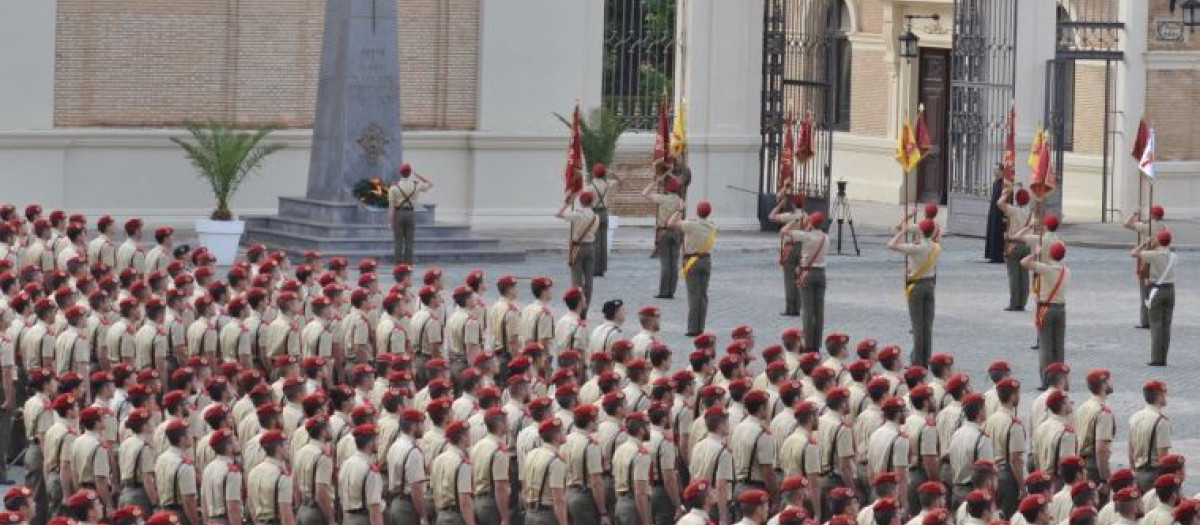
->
xmin=787 ymin=229 xmax=829 ymax=268
xmin=731 ymin=415 xmax=776 ymax=482
xmin=1004 ymin=205 xmax=1033 ymax=238
xmin=648 ymin=193 xmax=684 ymax=226
xmin=1075 ymin=395 xmax=1115 ymax=459
xmin=983 ymin=406 xmax=1027 ymax=462
xmin=469 ymin=434 xmax=511 ymax=494
xmin=53 ymin=325 xmax=88 ymax=375
xmin=947 ymin=421 xmax=991 ymax=485
xmin=487 ymin=298 xmax=521 ymax=352
xmin=680 ymin=219 xmax=717 ymax=255
xmin=1128 ymin=405 xmax=1170 ymax=469
xmin=154 ymin=446 xmax=198 ymax=507
xmin=1032 ymin=262 xmax=1069 ymax=304
xmin=779 ymin=427 xmax=819 ymax=477
xmin=689 ymin=434 xmax=733 ymax=485
xmin=247 ymin=457 xmax=293 ymax=521
xmin=612 ymin=439 xmax=651 ymax=493
xmin=445 ymin=307 xmax=483 ymax=363
xmin=896 ymin=240 xmax=940 ymax=279
xmin=409 ymin=306 xmax=443 ymax=356
xmin=1137 ymin=248 xmax=1176 ymax=284
xmin=522 ymin=444 xmax=566 ymax=506
xmin=118 ymin=433 xmax=154 ymax=483
xmin=519 ymin=301 xmax=554 ymax=346
xmin=375 ymin=313 xmax=408 ymax=355
xmin=200 ymin=455 xmax=243 ymax=518
xmin=186 ymin=316 xmax=218 ymax=357
xmin=866 ymin=421 xmax=910 ymax=475
xmin=554 ymin=311 xmax=588 ymax=354
xmin=817 ymin=411 xmax=855 ymax=473
xmin=388 ymin=178 xmax=431 ymax=209
xmin=561 ymin=209 xmax=599 ymax=244
xmin=387 ymin=433 xmax=426 ymax=493
xmin=1032 ymin=414 xmax=1077 ymax=473
xmin=70 ymin=431 xmax=110 ymax=484
xmin=562 ymin=429 xmax=602 ymax=486
xmin=429 ymin=446 xmax=472 ymax=510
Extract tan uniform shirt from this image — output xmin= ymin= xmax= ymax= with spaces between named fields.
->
xmin=1128 ymin=405 xmax=1170 ymax=469
xmin=186 ymin=317 xmax=218 ymax=357
xmin=554 ymin=312 xmax=588 ymax=354
xmin=936 ymin=400 xmax=965 ymax=460
xmin=731 ymin=415 xmax=776 ymax=483
xmin=87 ymin=235 xmax=117 ymax=268
xmin=779 ymin=427 xmax=819 ymax=477
xmin=247 ymin=457 xmax=293 ymax=521
xmin=522 ymin=444 xmax=566 ymax=506
xmin=445 ymin=308 xmax=483 ymax=364
xmin=44 ymin=418 xmax=77 ymax=474
xmin=896 ymin=240 xmax=940 ymax=279
xmin=143 ymin=245 xmax=169 ymax=274
xmin=487 ymin=298 xmax=521 ymax=353
xmin=430 ymin=446 xmax=471 ymax=510
xmin=562 ymin=209 xmax=599 ymax=244
xmin=947 ymin=422 xmax=991 ymax=485
xmin=1137 ymin=248 xmax=1176 ymax=284
xmin=787 ymin=229 xmax=829 ymax=268
xmin=21 ymin=321 xmax=55 ymax=370
xmin=1004 ymin=206 xmax=1033 ymax=239
xmin=343 ymin=308 xmax=372 ymax=355
xmin=53 ymin=326 xmax=88 ymax=375
xmin=1032 ymin=262 xmax=1069 ymax=304
xmin=375 ymin=313 xmax=408 ymax=355
xmin=70 ymin=431 xmax=110 ymax=484
xmin=218 ymin=318 xmax=252 ymax=363
xmin=155 ymin=446 xmax=198 ymax=507
xmin=200 ymin=455 xmax=243 ymax=519
xmin=817 ymin=411 xmax=855 ymax=474
xmin=1032 ymin=414 xmax=1077 ymax=473
xmin=680 ymin=219 xmax=717 ymax=255
xmin=266 ymin=315 xmax=301 ymax=357
xmin=867 ymin=421 xmax=911 ymax=475
xmin=648 ymin=194 xmax=684 ymax=227
xmin=409 ymin=307 xmax=443 ymax=356
xmin=388 ymin=179 xmax=431 ymax=209
xmin=690 ymin=434 xmax=733 ymax=486
xmin=469 ymin=434 xmax=512 ymax=494
xmin=23 ymin=393 xmax=54 ymax=441
xmin=387 ymin=434 xmax=426 ymax=493
xmin=562 ymin=429 xmax=602 ymax=487
xmin=905 ymin=412 xmax=940 ymax=463
xmin=118 ymin=433 xmax=154 ymax=484
xmin=293 ymin=441 xmax=333 ymax=503
xmin=1075 ymin=395 xmax=1116 ymax=459
xmin=115 ymin=239 xmax=145 ymax=275
xmin=984 ymin=406 xmax=1027 ymax=464
xmin=612 ymin=440 xmax=651 ymax=494
xmin=519 ymin=302 xmax=554 ymax=346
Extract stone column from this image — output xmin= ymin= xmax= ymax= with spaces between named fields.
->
xmin=0 ymin=0 xmax=56 ymax=130
xmin=1115 ymin=0 xmax=1148 ymax=217
xmin=1013 ymin=0 xmax=1057 ymax=183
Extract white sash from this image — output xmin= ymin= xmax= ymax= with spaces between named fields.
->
xmin=1144 ymin=253 xmax=1177 ymax=308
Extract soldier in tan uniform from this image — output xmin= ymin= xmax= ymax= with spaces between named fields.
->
xmin=785 ymin=211 xmax=830 ymax=353
xmin=266 ymin=292 xmax=302 ymax=360
xmin=768 ymin=194 xmax=809 ymax=317
xmin=866 ymin=398 xmax=910 ymax=508
xmin=522 ymin=418 xmax=568 ymax=525
xmin=44 ymin=393 xmax=79 ymax=518
xmin=1133 ymin=230 xmax=1176 ymax=366
xmin=70 ymin=406 xmax=114 ymax=515
xmin=676 ymin=480 xmax=715 ymax=525
xmin=816 ymin=387 xmax=856 ymax=517
xmin=469 ymin=408 xmax=513 ymax=525
xmin=904 ymin=386 xmax=941 ymax=512
xmin=556 ymin=191 xmax=600 ymax=315
xmin=446 ymin=287 xmax=484 ymax=381
xmin=154 ymin=419 xmax=200 ymax=525
xmin=1021 ymin=242 xmax=1069 ymax=386
xmin=340 ymin=424 xmax=386 ymax=525
xmin=143 ymin=227 xmax=174 ymax=275
xmin=946 ymin=394 xmax=991 ymax=510
xmin=887 ymin=218 xmax=941 ymax=367
xmin=519 ymin=277 xmax=555 ymax=350
xmin=246 ymin=429 xmax=294 ymax=525
xmin=562 ymin=404 xmax=605 ymax=525
xmin=293 ymin=415 xmax=335 ymax=525
xmin=54 ymin=306 xmax=90 ymax=376
xmin=199 ymin=429 xmax=243 ymax=525
xmin=488 ymin=276 xmax=522 ymax=358
xmin=388 ymin=163 xmax=433 ymax=264
xmin=87 ymin=216 xmax=117 ymax=269
xmin=611 ymin=412 xmax=651 ymax=525
xmin=23 ymin=367 xmax=57 ymax=525
xmin=1122 ymin=204 xmax=1164 ymax=329
xmin=117 ymin=407 xmax=156 ymax=512
xmin=219 ymin=297 xmax=253 ymax=367
xmin=731 ymin=390 xmax=778 ymax=500
xmin=376 ymin=294 xmax=409 ymax=356
xmin=779 ymin=401 xmax=821 ymax=520
xmin=642 ymin=176 xmax=685 ymax=299
xmin=1075 ymin=368 xmax=1115 ymax=485
xmin=997 ymin=184 xmax=1033 ymax=311
xmin=411 ymin=286 xmax=445 ymax=385
xmin=982 ymin=378 xmax=1025 ymax=517
xmin=690 ymin=406 xmax=733 ymax=524
xmin=669 ymin=202 xmax=717 ymax=337
xmin=1031 ymin=390 xmax=1077 ymax=482
xmin=114 ymin=219 xmax=145 ymax=276
xmin=1128 ymin=381 xmax=1171 ymax=492
xmin=430 ymin=421 xmax=474 ymax=525
xmin=555 ymin=288 xmax=589 ymax=356
xmin=387 ymin=408 xmax=429 ymax=525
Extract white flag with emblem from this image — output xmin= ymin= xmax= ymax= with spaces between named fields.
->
xmin=1139 ymin=129 xmax=1157 ymax=180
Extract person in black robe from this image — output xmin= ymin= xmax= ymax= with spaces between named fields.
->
xmin=985 ymin=164 xmax=1008 ymax=263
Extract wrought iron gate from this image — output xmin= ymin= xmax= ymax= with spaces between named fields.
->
xmin=759 ymin=0 xmax=835 ymax=229
xmin=1044 ymin=0 xmax=1122 ymax=221
xmin=946 ymin=0 xmax=1018 ymax=235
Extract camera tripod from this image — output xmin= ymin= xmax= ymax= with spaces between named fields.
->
xmin=831 ymin=180 xmax=860 ymax=255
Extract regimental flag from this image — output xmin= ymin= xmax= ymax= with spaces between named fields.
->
xmin=778 ymin=112 xmax=795 ymax=194
xmin=1132 ymin=118 xmax=1151 ymax=161
xmin=1139 ymin=128 xmax=1157 ymax=180
xmin=653 ymin=97 xmax=670 ymax=163
xmin=670 ymin=99 xmax=688 ymax=157
xmin=895 ymin=119 xmax=923 ymax=173
xmin=914 ymin=105 xmax=933 ymax=156
xmin=1003 ymin=104 xmax=1016 ymax=180
xmin=563 ymin=103 xmax=583 ymax=194
xmin=1031 ymin=135 xmax=1056 ymax=198
xmin=796 ymin=109 xmax=815 ymax=165
xmin=1028 ymin=124 xmax=1045 ymax=170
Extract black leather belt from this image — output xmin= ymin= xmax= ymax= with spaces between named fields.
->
xmin=346 ymin=509 xmax=368 ymax=515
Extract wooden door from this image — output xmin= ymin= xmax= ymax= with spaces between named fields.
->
xmin=917 ymin=48 xmax=951 ymax=204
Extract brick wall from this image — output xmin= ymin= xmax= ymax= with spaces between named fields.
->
xmin=849 ymin=47 xmax=888 ymax=137
xmin=1146 ymin=69 xmax=1200 ymax=161
xmin=1148 ymin=1 xmax=1200 ymax=52
xmin=1069 ymin=63 xmax=1108 ymax=155
xmin=54 ymin=0 xmax=479 ymax=130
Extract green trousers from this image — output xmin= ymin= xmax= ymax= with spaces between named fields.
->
xmin=1148 ymin=284 xmax=1175 ymax=364
xmin=801 ymin=268 xmax=826 ymax=351
xmin=594 ymin=210 xmax=609 ymax=276
xmin=781 ymin=244 xmax=803 ymax=315
xmin=1007 ymin=244 xmax=1031 ymax=309
xmin=393 ymin=208 xmax=416 ymax=264
xmin=907 ymin=278 xmax=935 ymax=367
xmin=685 ymin=255 xmax=711 ymax=335
xmin=658 ymin=230 xmax=681 ymax=297
xmin=571 ymin=242 xmax=596 ymax=316
xmin=1037 ymin=304 xmax=1066 ymax=385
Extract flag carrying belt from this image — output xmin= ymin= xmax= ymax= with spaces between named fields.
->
xmin=1035 ymin=267 xmax=1068 ymax=329
xmin=904 ymin=244 xmax=941 ymax=299
xmin=681 ymin=225 xmax=717 ymax=277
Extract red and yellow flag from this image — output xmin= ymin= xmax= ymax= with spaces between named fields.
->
xmin=670 ymin=100 xmax=688 ymax=157
xmin=1003 ymin=105 xmax=1016 ymax=179
xmin=1031 ymin=136 xmax=1056 ymax=198
xmin=778 ymin=112 xmax=795 ymax=194
xmin=1027 ymin=124 xmax=1045 ymax=170
xmin=653 ymin=98 xmax=670 ymax=163
xmin=563 ymin=103 xmax=583 ymax=194
xmin=895 ymin=120 xmax=922 ymax=173
xmin=796 ymin=110 xmax=815 ymax=165
xmin=1132 ymin=118 xmax=1151 ymax=161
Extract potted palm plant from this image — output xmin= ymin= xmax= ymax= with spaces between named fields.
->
xmin=171 ymin=120 xmax=284 ymax=265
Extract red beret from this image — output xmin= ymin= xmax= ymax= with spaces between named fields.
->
xmin=530 ymin=275 xmax=552 ymax=288
xmin=682 ymin=479 xmax=709 ymax=500
xmin=909 ymin=384 xmax=933 ymax=401
xmin=781 ymin=475 xmax=809 ymax=492
xmin=638 ymin=305 xmax=660 ymax=317
xmin=695 ymin=200 xmax=712 ymax=217
xmin=1070 ymin=481 xmax=1095 ymax=498
xmin=352 ymin=423 xmax=378 ymax=437
xmin=145 ymin=511 xmax=181 ymax=525
xmin=79 ymin=406 xmax=107 ymax=426
xmin=554 ymin=384 xmax=577 ymax=398
xmin=1155 ymin=474 xmax=1182 ymax=490
xmin=996 ymin=377 xmax=1021 ymax=393
xmin=529 ymin=397 xmax=554 ymax=411
xmin=1018 ymin=495 xmax=1047 ymax=514
xmin=51 ymin=394 xmax=76 ymax=411
xmin=965 ymin=490 xmax=992 ymax=505
xmin=930 ymin=353 xmax=953 ymax=366
xmin=445 ymin=420 xmax=469 ymax=438
xmin=1113 ymin=487 xmax=1140 ymax=503
xmin=537 ymin=418 xmax=563 ymax=435
xmin=736 ymin=489 xmax=770 ymax=506
xmin=1049 ymin=241 xmax=1067 ymax=261
xmin=1059 ymin=455 xmax=1084 ymax=468
xmin=259 ymin=429 xmax=286 ymax=445
xmin=743 ymin=390 xmax=769 ymax=405
xmin=65 ymin=489 xmax=98 ymax=509
xmin=904 ymin=365 xmax=927 ymax=380
xmin=1144 ymin=380 xmax=1166 ymax=392
xmin=255 ymin=403 xmax=280 ymax=416
xmin=987 ymin=361 xmax=1011 ymax=373
xmin=782 ymin=327 xmax=803 ymax=340
xmin=878 ymin=345 xmax=901 ymax=361
xmin=208 ymin=429 xmax=235 ymax=447
xmin=692 ymin=332 xmax=716 ymax=347
xmin=1085 ymin=368 xmax=1110 ymax=384
xmin=1069 ymin=507 xmax=1096 ymax=524
xmin=1175 ymin=500 xmax=1200 ymax=524
xmin=1025 ymin=470 xmax=1052 ymax=486
xmin=918 ymin=481 xmax=946 ymax=495
xmin=1044 ymin=362 xmax=1070 ymax=375
xmin=873 ymin=498 xmax=898 ymax=513
xmin=1 ymin=486 xmax=30 ymax=503
xmin=973 ymin=459 xmax=996 ymax=472
xmin=793 ymin=401 xmax=819 ymax=416
xmin=946 ymin=373 xmax=970 ymax=392
xmin=881 ymin=397 xmax=906 ymax=410
xmin=826 ymin=386 xmax=850 ymax=402
xmin=922 ymin=509 xmax=950 ymax=525
xmin=1109 ymin=468 xmax=1134 ymax=485
xmin=164 ymin=418 xmax=189 ymax=433
xmin=872 ymin=472 xmax=899 ymax=486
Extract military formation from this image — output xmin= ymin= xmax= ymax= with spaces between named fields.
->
xmin=0 ymin=198 xmax=1190 ymax=525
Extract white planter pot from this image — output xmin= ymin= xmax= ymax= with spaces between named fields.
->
xmin=195 ymin=218 xmax=246 ymax=266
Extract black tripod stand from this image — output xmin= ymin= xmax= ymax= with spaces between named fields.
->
xmin=831 ymin=180 xmax=860 ymax=255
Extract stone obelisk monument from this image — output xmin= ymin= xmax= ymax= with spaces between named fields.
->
xmin=307 ymin=0 xmax=403 ymax=201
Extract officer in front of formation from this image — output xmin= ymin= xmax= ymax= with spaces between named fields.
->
xmin=388 ymin=163 xmax=434 ymax=265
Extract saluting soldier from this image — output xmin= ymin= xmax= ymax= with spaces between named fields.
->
xmin=1075 ymin=368 xmax=1115 ymax=486
xmin=1021 ymin=242 xmax=1069 ymax=386
xmin=154 ymin=419 xmax=200 ymax=525
xmin=783 ymin=211 xmax=829 ymax=353
xmin=246 ymin=429 xmax=294 ymax=525
xmin=557 ymin=191 xmax=599 ymax=316
xmin=1122 ymin=204 xmax=1164 ymax=329
xmin=430 ymin=421 xmax=475 ymax=525
xmin=887 ymin=218 xmax=941 ymax=367
xmin=1133 ymin=229 xmax=1176 ymax=366
xmin=199 ymin=429 xmax=244 ymax=525
xmin=588 ymin=163 xmax=620 ymax=277
xmin=389 ymin=163 xmax=434 ymax=265
xmin=522 ymin=418 xmax=569 ymax=525
xmin=641 ymin=176 xmax=685 ymax=300
xmin=769 ymin=195 xmax=808 ymax=318
xmin=387 ymin=408 xmax=430 ymax=525
xmin=669 ymin=201 xmax=717 ymax=337
xmin=340 ymin=424 xmax=386 ymax=525
xmin=997 ymin=184 xmax=1034 ymax=311
xmin=1128 ymin=381 xmax=1171 ymax=492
